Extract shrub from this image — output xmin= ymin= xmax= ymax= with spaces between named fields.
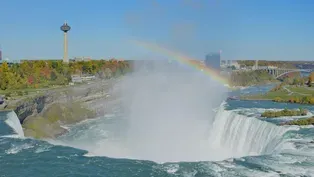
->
xmin=17 ymin=91 xmax=24 ymax=96
xmin=5 ymin=92 xmax=11 ymax=98
xmin=274 ymin=97 xmax=283 ymax=102
xmin=285 ymin=117 xmax=314 ymax=126
xmin=261 ymin=108 xmax=308 ymax=118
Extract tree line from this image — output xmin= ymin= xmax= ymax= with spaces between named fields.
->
xmin=270 ymin=72 xmax=314 ymax=104
xmin=229 ymin=70 xmax=275 ymax=87
xmin=0 ymin=59 xmax=131 ymax=91
xmin=261 ymin=108 xmax=308 ymax=118
xmin=282 ymin=117 xmax=314 ymax=126
xmin=272 ymin=72 xmax=314 ymax=89
xmin=237 ymin=60 xmax=296 ymax=69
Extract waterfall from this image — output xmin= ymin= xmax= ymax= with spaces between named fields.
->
xmin=4 ymin=111 xmax=24 ymax=138
xmin=208 ymin=105 xmax=294 ymax=158
xmin=55 ymin=102 xmax=297 ymax=163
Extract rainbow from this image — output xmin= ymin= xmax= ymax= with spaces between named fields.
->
xmin=132 ymin=40 xmax=231 ymax=87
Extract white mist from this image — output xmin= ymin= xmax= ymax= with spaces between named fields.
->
xmin=111 ymin=61 xmax=228 ymax=162
xmin=55 ymin=60 xmax=291 ymax=163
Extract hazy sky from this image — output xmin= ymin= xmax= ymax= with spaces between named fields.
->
xmin=0 ymin=0 xmax=313 ymax=61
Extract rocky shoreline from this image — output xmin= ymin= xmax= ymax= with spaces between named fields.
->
xmin=1 ymin=79 xmax=118 ymax=139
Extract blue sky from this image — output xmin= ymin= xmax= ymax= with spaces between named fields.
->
xmin=0 ymin=0 xmax=314 ymax=61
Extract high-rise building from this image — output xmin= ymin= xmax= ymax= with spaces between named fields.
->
xmin=0 ymin=48 xmax=2 ymax=61
xmin=228 ymin=60 xmax=232 ymax=67
xmin=205 ymin=52 xmax=221 ymax=70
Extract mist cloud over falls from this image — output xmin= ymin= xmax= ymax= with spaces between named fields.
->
xmin=56 ymin=61 xmax=289 ymax=163
xmin=115 ymin=61 xmax=228 ymax=162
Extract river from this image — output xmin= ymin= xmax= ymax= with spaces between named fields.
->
xmin=1 ymin=82 xmax=314 ymax=177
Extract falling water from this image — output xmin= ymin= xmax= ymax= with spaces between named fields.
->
xmin=4 ymin=111 xmax=24 ymax=138
xmin=208 ymin=104 xmax=294 ymax=159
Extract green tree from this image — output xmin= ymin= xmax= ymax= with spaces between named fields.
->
xmin=293 ymin=78 xmax=299 ymax=85
xmin=301 ymin=96 xmax=311 ymax=104
xmin=82 ymin=61 xmax=93 ymax=74
xmin=309 ymin=72 xmax=314 ymax=87
xmin=1 ymin=61 xmax=9 ymax=72
xmin=50 ymin=71 xmax=58 ymax=81
xmin=52 ymin=61 xmax=64 ymax=74
xmin=19 ymin=62 xmax=32 ymax=77
xmin=0 ymin=62 xmax=10 ymax=90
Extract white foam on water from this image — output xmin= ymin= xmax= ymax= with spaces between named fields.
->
xmin=0 ymin=134 xmax=21 ymax=139
xmin=60 ymin=125 xmax=70 ymax=130
xmin=5 ymin=143 xmax=33 ymax=154
xmin=57 ymin=101 xmax=294 ymax=163
xmin=34 ymin=144 xmax=53 ymax=153
xmin=163 ymin=164 xmax=180 ymax=174
xmin=243 ymin=154 xmax=314 ymax=177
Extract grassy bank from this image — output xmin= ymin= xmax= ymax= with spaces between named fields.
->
xmin=261 ymin=108 xmax=308 ymax=118
xmin=22 ymin=102 xmax=96 ymax=139
xmin=240 ymin=90 xmax=289 ymax=100
xmin=230 ymin=70 xmax=276 ymax=87
xmin=282 ymin=117 xmax=314 ymax=126
xmin=241 ymin=85 xmax=314 ymax=104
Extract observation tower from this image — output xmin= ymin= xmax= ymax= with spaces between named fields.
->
xmin=60 ymin=21 xmax=71 ymax=63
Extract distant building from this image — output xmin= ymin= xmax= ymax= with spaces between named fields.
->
xmin=0 ymin=48 xmax=2 ymax=61
xmin=220 ymin=60 xmax=233 ymax=69
xmin=81 ymin=75 xmax=95 ymax=81
xmin=205 ymin=52 xmax=221 ymax=70
xmin=220 ymin=60 xmax=226 ymax=66
xmin=267 ymin=65 xmax=278 ymax=69
xmin=228 ymin=60 xmax=232 ymax=66
xmin=71 ymin=75 xmax=83 ymax=83
xmin=0 ymin=59 xmax=19 ymax=66
xmin=21 ymin=59 xmax=58 ymax=62
xmin=70 ymin=57 xmax=92 ymax=62
xmin=231 ymin=61 xmax=240 ymax=69
xmin=71 ymin=74 xmax=95 ymax=84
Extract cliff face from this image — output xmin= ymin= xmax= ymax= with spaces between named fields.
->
xmin=230 ymin=70 xmax=276 ymax=87
xmin=22 ymin=102 xmax=96 ymax=139
xmin=11 ymin=79 xmax=117 ymax=139
xmin=14 ymin=94 xmax=55 ymax=124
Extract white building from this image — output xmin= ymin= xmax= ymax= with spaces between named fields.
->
xmin=71 ymin=75 xmax=82 ymax=83
xmin=231 ymin=61 xmax=240 ymax=69
xmin=71 ymin=75 xmax=96 ymax=84
xmin=71 ymin=57 xmax=92 ymax=62
xmin=81 ymin=75 xmax=95 ymax=81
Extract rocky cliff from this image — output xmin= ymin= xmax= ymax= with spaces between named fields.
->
xmin=5 ymin=79 xmax=118 ymax=139
xmin=14 ymin=93 xmax=55 ymax=124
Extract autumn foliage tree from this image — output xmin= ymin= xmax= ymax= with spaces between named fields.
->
xmin=0 ymin=59 xmax=131 ymax=90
